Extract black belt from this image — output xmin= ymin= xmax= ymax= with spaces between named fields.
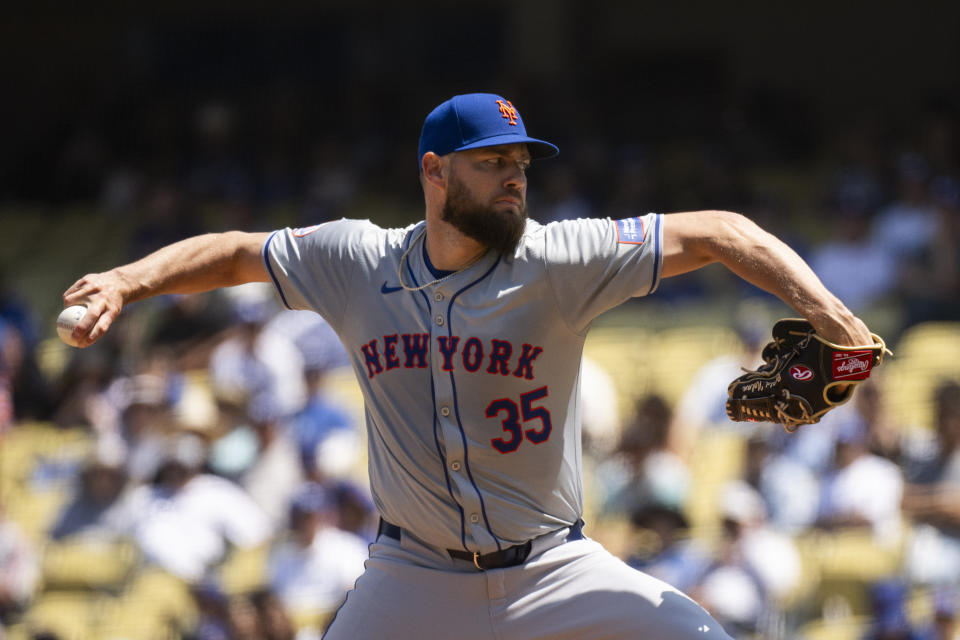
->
xmin=377 ymin=518 xmax=584 ymax=571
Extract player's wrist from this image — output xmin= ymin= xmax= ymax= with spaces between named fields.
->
xmin=108 ymin=267 xmax=142 ymax=306
xmin=798 ymin=300 xmax=866 ymax=346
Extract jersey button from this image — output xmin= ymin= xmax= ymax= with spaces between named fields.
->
xmin=440 ymin=406 xmax=450 ymax=417
xmin=470 ymin=513 xmax=480 ymax=524
xmin=435 ymin=315 xmax=444 ymax=326
xmin=451 ymin=461 xmax=461 ymax=471
xmin=434 ymin=292 xmax=444 ymax=302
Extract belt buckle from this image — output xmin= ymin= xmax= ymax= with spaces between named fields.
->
xmin=472 ymin=551 xmax=483 ymax=571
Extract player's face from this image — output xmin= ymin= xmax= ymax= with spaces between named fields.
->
xmin=442 ymin=145 xmax=531 ymax=255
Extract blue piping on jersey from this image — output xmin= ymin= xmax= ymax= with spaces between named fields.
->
xmin=647 ymin=213 xmax=663 ymax=296
xmin=404 ymin=231 xmax=467 ymax=550
xmin=447 ymin=256 xmax=504 ymax=552
xmin=262 ymin=231 xmax=293 ymax=310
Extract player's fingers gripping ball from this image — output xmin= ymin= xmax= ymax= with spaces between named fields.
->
xmin=725 ymin=318 xmax=890 ymax=431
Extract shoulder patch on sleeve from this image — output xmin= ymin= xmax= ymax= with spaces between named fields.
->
xmin=615 ymin=216 xmax=646 ymax=245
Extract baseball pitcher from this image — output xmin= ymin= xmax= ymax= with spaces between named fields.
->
xmin=63 ymin=93 xmax=882 ymax=639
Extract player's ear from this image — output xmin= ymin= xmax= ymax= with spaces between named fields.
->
xmin=421 ymin=152 xmax=446 ymax=188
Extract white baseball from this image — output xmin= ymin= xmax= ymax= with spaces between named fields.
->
xmin=56 ymin=305 xmax=88 ymax=347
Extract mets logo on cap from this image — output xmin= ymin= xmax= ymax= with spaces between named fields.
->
xmin=496 ymin=99 xmax=518 ymax=125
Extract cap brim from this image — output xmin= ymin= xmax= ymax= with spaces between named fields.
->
xmin=455 ymin=134 xmax=559 ymax=160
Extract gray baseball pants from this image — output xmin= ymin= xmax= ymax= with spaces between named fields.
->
xmin=322 ymin=524 xmax=732 ymax=640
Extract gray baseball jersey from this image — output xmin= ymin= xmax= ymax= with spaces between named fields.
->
xmin=263 ymin=214 xmax=662 ymax=554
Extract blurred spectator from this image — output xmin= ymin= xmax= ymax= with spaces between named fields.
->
xmin=52 ymin=348 xmax=116 ymax=430
xmin=270 ymin=312 xmax=357 ymax=478
xmin=897 ymin=174 xmax=960 ymax=325
xmin=578 ymin=355 xmax=622 ymax=458
xmin=268 ymin=311 xmax=350 ymax=375
xmin=902 ymin=380 xmax=960 ymax=585
xmin=209 ymin=284 xmax=306 ymax=416
xmin=690 ymin=481 xmax=801 ymax=637
xmin=781 ymin=379 xmax=908 ymax=483
xmin=919 ymin=586 xmax=958 ymax=640
xmin=743 ymin=430 xmax=820 ymax=533
xmin=119 ymin=433 xmax=272 ymax=582
xmin=862 ymin=579 xmax=925 ymax=640
xmin=0 ymin=505 xmax=39 ymax=626
xmin=815 ymin=417 xmax=904 ymax=544
xmin=668 ymin=302 xmax=770 ymax=460
xmin=248 ymin=588 xmax=298 ymax=640
xmin=870 ymin=152 xmax=939 ymax=264
xmin=595 ymin=394 xmax=690 ymax=517
xmin=237 ymin=394 xmax=304 ymax=528
xmin=49 ymin=439 xmax=130 ymax=542
xmin=330 ymin=480 xmax=378 ymax=543
xmin=0 ymin=270 xmax=40 ymax=348
xmin=781 ymin=399 xmax=864 ymax=476
xmin=111 ymin=371 xmax=181 ymax=484
xmin=809 ymin=206 xmax=896 ymax=313
xmin=0 ymin=321 xmax=55 ymax=424
xmin=625 ymin=504 xmax=710 ymax=594
xmin=226 ymin=592 xmax=262 ymax=640
xmin=268 ymin=483 xmax=368 ymax=631
xmin=187 ymin=581 xmax=232 ymax=640
xmin=148 ymin=293 xmax=234 ymax=367
xmin=853 ymin=379 xmax=912 ymax=465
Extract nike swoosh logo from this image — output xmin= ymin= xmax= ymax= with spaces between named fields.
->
xmin=497 ymin=285 xmax=523 ymax=297
xmin=381 ymin=282 xmax=404 ymax=294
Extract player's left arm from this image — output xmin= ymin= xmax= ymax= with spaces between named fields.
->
xmin=660 ymin=210 xmax=872 ymax=346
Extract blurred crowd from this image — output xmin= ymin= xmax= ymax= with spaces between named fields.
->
xmin=1 ymin=51 xmax=959 ymax=640
xmin=9 ymin=82 xmax=960 ymax=329
xmin=2 ymin=278 xmax=960 ymax=639
xmin=587 ymin=319 xmax=960 ymax=639
xmin=0 ymin=284 xmax=375 ymax=639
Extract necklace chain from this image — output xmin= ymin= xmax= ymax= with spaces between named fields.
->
xmin=397 ymin=229 xmax=485 ymax=292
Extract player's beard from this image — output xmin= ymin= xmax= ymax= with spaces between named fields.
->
xmin=441 ymin=173 xmax=527 ymax=256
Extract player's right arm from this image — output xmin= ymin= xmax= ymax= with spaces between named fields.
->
xmin=63 ymin=231 xmax=270 ymax=347
xmin=660 ymin=210 xmax=871 ymax=347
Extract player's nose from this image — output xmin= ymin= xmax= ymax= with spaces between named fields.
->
xmin=503 ymin=165 xmax=527 ymax=191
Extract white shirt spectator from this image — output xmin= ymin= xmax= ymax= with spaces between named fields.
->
xmin=209 ymin=326 xmax=306 ymax=415
xmin=810 ymin=238 xmax=896 ymax=312
xmin=121 ymin=473 xmax=272 ymax=581
xmin=269 ymin=526 xmax=369 ymax=613
xmin=818 ymin=454 xmax=903 ymax=544
xmin=241 ymin=428 xmax=305 ymax=528
xmin=0 ymin=518 xmax=38 ymax=609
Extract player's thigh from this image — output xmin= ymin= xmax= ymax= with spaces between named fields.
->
xmin=501 ymin=540 xmax=732 ymax=640
xmin=322 ymin=548 xmax=490 ymax=640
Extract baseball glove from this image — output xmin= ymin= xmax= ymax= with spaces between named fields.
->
xmin=726 ymin=318 xmax=890 ymax=431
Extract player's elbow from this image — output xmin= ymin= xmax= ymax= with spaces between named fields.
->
xmin=703 ymin=210 xmax=767 ymax=254
xmin=223 ymin=231 xmax=271 ymax=285
xmin=684 ymin=210 xmax=762 ymax=261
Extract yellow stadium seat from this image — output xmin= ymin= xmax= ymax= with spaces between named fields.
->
xmin=798 ymin=614 xmax=870 ymax=640
xmin=42 ymin=540 xmax=138 ymax=591
xmin=21 ymin=591 xmax=101 ymax=640
xmin=881 ymin=322 xmax=960 ymax=432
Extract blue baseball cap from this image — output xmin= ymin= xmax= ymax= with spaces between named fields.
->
xmin=418 ymin=93 xmax=559 ymax=168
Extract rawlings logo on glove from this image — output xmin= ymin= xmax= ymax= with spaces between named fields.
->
xmin=725 ymin=318 xmax=890 ymax=431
